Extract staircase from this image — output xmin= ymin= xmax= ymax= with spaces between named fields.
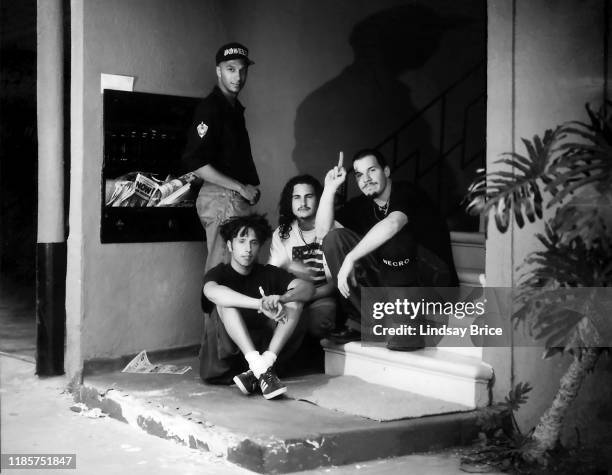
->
xmin=322 ymin=231 xmax=490 ymax=409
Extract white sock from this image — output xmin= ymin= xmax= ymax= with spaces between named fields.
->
xmin=262 ymin=350 xmax=277 ymax=369
xmin=244 ymin=351 xmax=268 ymax=378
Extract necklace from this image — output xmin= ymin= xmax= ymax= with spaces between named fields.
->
xmin=372 ymin=197 xmax=390 ymax=220
xmin=298 ymin=225 xmax=317 ymax=250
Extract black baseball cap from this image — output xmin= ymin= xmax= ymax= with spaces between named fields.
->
xmin=215 ymin=42 xmax=254 ymax=65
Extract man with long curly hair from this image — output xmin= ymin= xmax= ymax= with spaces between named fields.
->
xmin=269 ymin=175 xmax=341 ymax=343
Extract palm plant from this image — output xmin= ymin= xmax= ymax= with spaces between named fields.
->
xmin=465 ymin=101 xmax=612 ymax=464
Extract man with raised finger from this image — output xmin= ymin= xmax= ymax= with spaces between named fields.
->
xmin=315 ymin=149 xmax=457 ymax=347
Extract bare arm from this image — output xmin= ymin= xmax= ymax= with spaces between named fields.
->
xmin=192 ymin=164 xmax=259 ymax=203
xmin=346 ymin=211 xmax=408 ymax=263
xmin=315 ymin=166 xmax=346 ymax=239
xmin=203 ymin=281 xmax=260 ymax=310
xmin=336 ymin=211 xmax=408 ymax=298
xmin=279 ymin=278 xmax=315 ymax=304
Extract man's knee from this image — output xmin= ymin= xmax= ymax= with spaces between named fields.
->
xmin=322 ymin=228 xmax=348 ymax=254
xmin=304 ymin=298 xmax=336 ymax=338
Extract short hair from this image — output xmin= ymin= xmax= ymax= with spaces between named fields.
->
xmin=352 ymin=148 xmax=388 ymax=169
xmin=219 ymin=214 xmax=272 ymax=244
xmin=277 ymin=175 xmax=323 ymax=240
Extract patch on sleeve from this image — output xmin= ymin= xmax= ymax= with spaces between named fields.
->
xmin=197 ymin=121 xmax=208 ymax=139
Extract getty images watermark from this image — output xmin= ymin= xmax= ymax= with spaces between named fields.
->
xmin=360 ymin=287 xmax=612 ymax=348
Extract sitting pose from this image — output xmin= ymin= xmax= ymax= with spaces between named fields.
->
xmin=269 ymin=175 xmax=341 ymax=340
xmin=315 ymin=149 xmax=457 ymax=347
xmin=201 ymin=214 xmax=314 ymax=399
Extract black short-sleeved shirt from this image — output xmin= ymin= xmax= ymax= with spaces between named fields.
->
xmin=336 ymin=181 xmax=458 ymax=285
xmin=181 ymin=86 xmax=260 ymax=186
xmin=202 ymin=263 xmax=295 ymax=326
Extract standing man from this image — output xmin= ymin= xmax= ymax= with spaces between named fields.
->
xmin=315 ymin=149 xmax=458 ymax=347
xmin=269 ymin=175 xmax=340 ymax=342
xmin=182 ymin=43 xmax=260 ymax=273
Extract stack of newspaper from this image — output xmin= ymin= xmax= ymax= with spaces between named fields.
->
xmin=106 ymin=172 xmax=199 ymax=207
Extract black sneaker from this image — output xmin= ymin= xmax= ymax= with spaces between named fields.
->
xmin=233 ymin=370 xmax=258 ymax=395
xmin=258 ymin=369 xmax=287 ymax=400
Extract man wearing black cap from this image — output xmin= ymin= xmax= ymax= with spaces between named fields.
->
xmin=182 ymin=42 xmax=261 ymax=273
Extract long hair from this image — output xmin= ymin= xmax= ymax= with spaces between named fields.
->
xmin=277 ymin=175 xmax=323 ymax=240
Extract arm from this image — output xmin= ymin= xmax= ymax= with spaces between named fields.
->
xmin=279 ymin=278 xmax=315 ymax=304
xmin=336 ymin=211 xmax=408 ymax=298
xmin=203 ymin=281 xmax=260 ymax=310
xmin=192 ymin=164 xmax=259 ymax=203
xmin=346 ymin=211 xmax=408 ymax=263
xmin=315 ymin=166 xmax=346 ymax=240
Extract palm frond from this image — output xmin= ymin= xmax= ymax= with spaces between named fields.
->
xmin=464 ymin=129 xmax=561 ymax=233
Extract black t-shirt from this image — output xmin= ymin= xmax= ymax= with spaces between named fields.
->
xmin=202 ymin=263 xmax=295 ymax=325
xmin=336 ymin=182 xmax=458 ymax=286
xmin=181 ymin=86 xmax=260 ymax=186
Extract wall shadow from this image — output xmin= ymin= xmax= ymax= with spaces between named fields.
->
xmin=292 ymin=3 xmax=484 ymax=227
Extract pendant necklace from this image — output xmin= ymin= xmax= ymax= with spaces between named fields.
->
xmin=373 ymin=196 xmax=390 ymax=220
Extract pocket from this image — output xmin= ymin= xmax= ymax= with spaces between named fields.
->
xmin=228 ymin=191 xmax=252 ymax=217
xmin=197 ymin=190 xmax=228 ymax=227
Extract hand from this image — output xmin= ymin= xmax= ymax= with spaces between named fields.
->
xmin=337 ymin=255 xmax=357 ymax=299
xmin=258 ymin=287 xmax=286 ymax=323
xmin=239 ymin=184 xmax=260 ymax=204
xmin=324 ymin=151 xmax=347 ymax=190
xmin=260 ymin=294 xmax=281 ymax=313
xmin=259 ymin=298 xmax=286 ymax=322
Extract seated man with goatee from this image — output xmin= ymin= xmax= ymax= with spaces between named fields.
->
xmin=315 ymin=149 xmax=458 ymax=348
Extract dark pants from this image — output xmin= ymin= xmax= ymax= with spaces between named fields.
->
xmin=322 ymin=228 xmax=380 ymax=331
xmin=323 ymin=228 xmax=454 ymax=349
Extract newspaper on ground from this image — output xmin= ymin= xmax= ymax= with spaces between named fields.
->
xmin=122 ymin=350 xmax=192 ymax=375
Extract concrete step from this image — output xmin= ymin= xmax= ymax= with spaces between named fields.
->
xmin=74 ymin=356 xmax=489 ymax=474
xmin=450 ymin=231 xmax=485 ymax=271
xmin=322 ymin=340 xmax=493 ymax=408
xmin=451 ymin=232 xmax=485 ymax=288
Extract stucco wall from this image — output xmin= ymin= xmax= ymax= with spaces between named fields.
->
xmin=67 ymin=0 xmax=486 ymax=377
xmin=486 ymin=0 xmax=612 ymax=445
xmin=67 ymin=0 xmax=225 ymax=375
xmin=222 ymin=0 xmax=486 ymax=223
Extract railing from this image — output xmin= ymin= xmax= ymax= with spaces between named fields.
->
xmin=342 ymin=61 xmax=486 ymax=218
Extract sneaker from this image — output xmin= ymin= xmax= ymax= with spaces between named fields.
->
xmin=233 ymin=370 xmax=258 ymax=395
xmin=258 ymin=369 xmax=287 ymax=400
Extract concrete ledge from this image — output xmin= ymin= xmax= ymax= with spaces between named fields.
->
xmin=74 ymin=358 xmax=489 ymax=473
xmin=450 ymin=231 xmax=485 ymax=246
xmin=322 ymin=341 xmax=493 ymax=408
xmin=457 ymin=267 xmax=485 ymax=286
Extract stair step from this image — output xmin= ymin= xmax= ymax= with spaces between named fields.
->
xmin=76 ymin=357 xmax=489 ymax=473
xmin=451 ymin=231 xmax=485 ymax=272
xmin=322 ymin=340 xmax=493 ymax=408
xmin=457 ymin=267 xmax=484 ymax=287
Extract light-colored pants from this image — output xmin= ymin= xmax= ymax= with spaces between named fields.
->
xmin=196 ymin=183 xmax=254 ymax=273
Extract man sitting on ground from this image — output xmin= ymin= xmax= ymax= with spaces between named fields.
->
xmin=201 ymin=214 xmax=314 ymax=399
xmin=315 ymin=149 xmax=457 ymax=347
xmin=269 ymin=175 xmax=341 ymax=342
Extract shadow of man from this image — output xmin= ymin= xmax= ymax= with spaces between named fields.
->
xmin=292 ymin=4 xmax=451 ymax=190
